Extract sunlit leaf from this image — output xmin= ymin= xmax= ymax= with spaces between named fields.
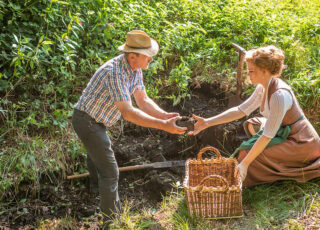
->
xmin=39 ymin=35 xmax=44 ymax=44
xmin=13 ymin=34 xmax=19 ymax=43
xmin=42 ymin=41 xmax=54 ymax=45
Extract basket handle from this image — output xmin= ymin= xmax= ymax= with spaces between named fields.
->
xmin=197 ymin=146 xmax=221 ymax=161
xmin=195 ymin=175 xmax=229 ymax=193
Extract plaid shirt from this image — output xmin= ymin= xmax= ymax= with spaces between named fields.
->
xmin=75 ymin=54 xmax=145 ymax=127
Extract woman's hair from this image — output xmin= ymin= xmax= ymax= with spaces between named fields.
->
xmin=245 ymin=45 xmax=285 ymax=76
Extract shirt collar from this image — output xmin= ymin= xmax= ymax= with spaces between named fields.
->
xmin=120 ymin=54 xmax=135 ymax=77
xmin=266 ymin=77 xmax=274 ymax=93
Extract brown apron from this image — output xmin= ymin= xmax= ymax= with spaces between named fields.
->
xmin=238 ymin=78 xmax=320 ymax=186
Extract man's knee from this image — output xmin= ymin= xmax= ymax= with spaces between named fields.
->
xmin=99 ymin=164 xmax=119 ymax=181
xmin=99 ymin=171 xmax=119 ymax=193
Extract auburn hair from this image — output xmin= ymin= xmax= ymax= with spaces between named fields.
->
xmin=245 ymin=45 xmax=285 ymax=76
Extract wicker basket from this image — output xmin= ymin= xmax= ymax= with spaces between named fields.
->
xmin=183 ymin=146 xmax=243 ymax=219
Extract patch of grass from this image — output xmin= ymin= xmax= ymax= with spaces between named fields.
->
xmin=26 ymin=179 xmax=320 ymax=229
xmin=37 ymin=217 xmax=78 ymax=229
xmin=110 ymin=200 xmax=161 ymax=230
xmin=150 ymin=184 xmax=254 ymax=230
xmin=112 ymin=179 xmax=320 ymax=229
xmin=0 ymin=126 xmax=86 ymax=201
xmin=243 ymin=178 xmax=320 ymax=229
xmin=283 ymin=192 xmax=320 ymax=229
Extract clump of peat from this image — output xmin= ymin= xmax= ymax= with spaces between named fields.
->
xmin=176 ymin=116 xmax=196 ymax=131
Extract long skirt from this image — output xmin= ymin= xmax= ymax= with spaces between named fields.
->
xmin=238 ymin=117 xmax=320 ymax=186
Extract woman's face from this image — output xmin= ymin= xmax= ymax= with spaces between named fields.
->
xmin=246 ymin=62 xmax=265 ymax=84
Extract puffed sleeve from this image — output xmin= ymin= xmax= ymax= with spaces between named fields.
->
xmin=238 ymin=85 xmax=264 ymax=116
xmin=263 ymin=89 xmax=293 ymax=138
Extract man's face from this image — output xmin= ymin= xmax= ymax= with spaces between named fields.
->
xmin=131 ymin=53 xmax=153 ymax=70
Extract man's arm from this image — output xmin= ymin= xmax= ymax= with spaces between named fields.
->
xmin=115 ymin=100 xmax=186 ymax=134
xmin=133 ymin=89 xmax=178 ymax=119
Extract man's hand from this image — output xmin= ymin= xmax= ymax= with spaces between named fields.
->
xmin=187 ymin=114 xmax=208 ymax=135
xmin=234 ymin=162 xmax=248 ymax=182
xmin=162 ymin=112 xmax=179 ymax=120
xmin=116 ymin=101 xmax=186 ymax=134
xmin=164 ymin=116 xmax=187 ymax=134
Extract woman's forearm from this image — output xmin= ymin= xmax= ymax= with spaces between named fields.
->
xmin=241 ymin=135 xmax=271 ymax=167
xmin=206 ymin=107 xmax=246 ymax=127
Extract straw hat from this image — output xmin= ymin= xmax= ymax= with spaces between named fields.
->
xmin=118 ymin=30 xmax=159 ymax=57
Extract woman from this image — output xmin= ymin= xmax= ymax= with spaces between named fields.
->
xmin=189 ymin=45 xmax=320 ymax=186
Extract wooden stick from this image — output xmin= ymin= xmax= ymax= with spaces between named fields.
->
xmin=67 ymin=172 xmax=90 ymax=180
xmin=231 ymin=43 xmax=246 ymax=99
xmin=67 ymin=160 xmax=185 ymax=180
xmin=67 ymin=164 xmax=152 ymax=180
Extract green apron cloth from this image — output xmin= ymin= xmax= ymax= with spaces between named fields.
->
xmin=231 ymin=116 xmax=304 ymax=158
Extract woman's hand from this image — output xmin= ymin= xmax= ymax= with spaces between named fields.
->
xmin=187 ymin=114 xmax=208 ymax=135
xmin=234 ymin=163 xmax=248 ymax=182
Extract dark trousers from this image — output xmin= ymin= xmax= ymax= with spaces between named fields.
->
xmin=72 ymin=109 xmax=121 ymax=217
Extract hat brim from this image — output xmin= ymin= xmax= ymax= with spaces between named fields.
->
xmin=118 ymin=39 xmax=159 ymax=57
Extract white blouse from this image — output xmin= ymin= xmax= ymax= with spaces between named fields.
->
xmin=238 ymin=79 xmax=293 ymax=138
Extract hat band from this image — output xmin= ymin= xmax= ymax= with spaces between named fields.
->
xmin=126 ymin=44 xmax=152 ymax=49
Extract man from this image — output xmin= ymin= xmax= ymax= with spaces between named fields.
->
xmin=72 ymin=30 xmax=186 ymax=220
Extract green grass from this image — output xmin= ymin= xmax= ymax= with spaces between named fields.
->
xmin=107 ymin=179 xmax=320 ymax=230
xmin=243 ymin=179 xmax=320 ymax=229
xmin=0 ymin=126 xmax=86 ymax=201
xmin=284 ymin=192 xmax=320 ymax=229
xmin=32 ymin=179 xmax=320 ymax=229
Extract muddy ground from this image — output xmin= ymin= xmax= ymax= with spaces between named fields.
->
xmin=0 ymin=81 xmax=248 ymax=229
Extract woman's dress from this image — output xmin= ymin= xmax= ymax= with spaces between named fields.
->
xmin=237 ymin=77 xmax=320 ymax=186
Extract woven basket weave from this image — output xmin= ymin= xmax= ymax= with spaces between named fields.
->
xmin=183 ymin=146 xmax=243 ymax=219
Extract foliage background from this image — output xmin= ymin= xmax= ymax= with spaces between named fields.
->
xmin=0 ymin=0 xmax=319 ymax=205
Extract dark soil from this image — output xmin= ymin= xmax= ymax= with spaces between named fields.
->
xmin=176 ymin=116 xmax=196 ymax=131
xmin=0 ymin=81 xmax=247 ymax=229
